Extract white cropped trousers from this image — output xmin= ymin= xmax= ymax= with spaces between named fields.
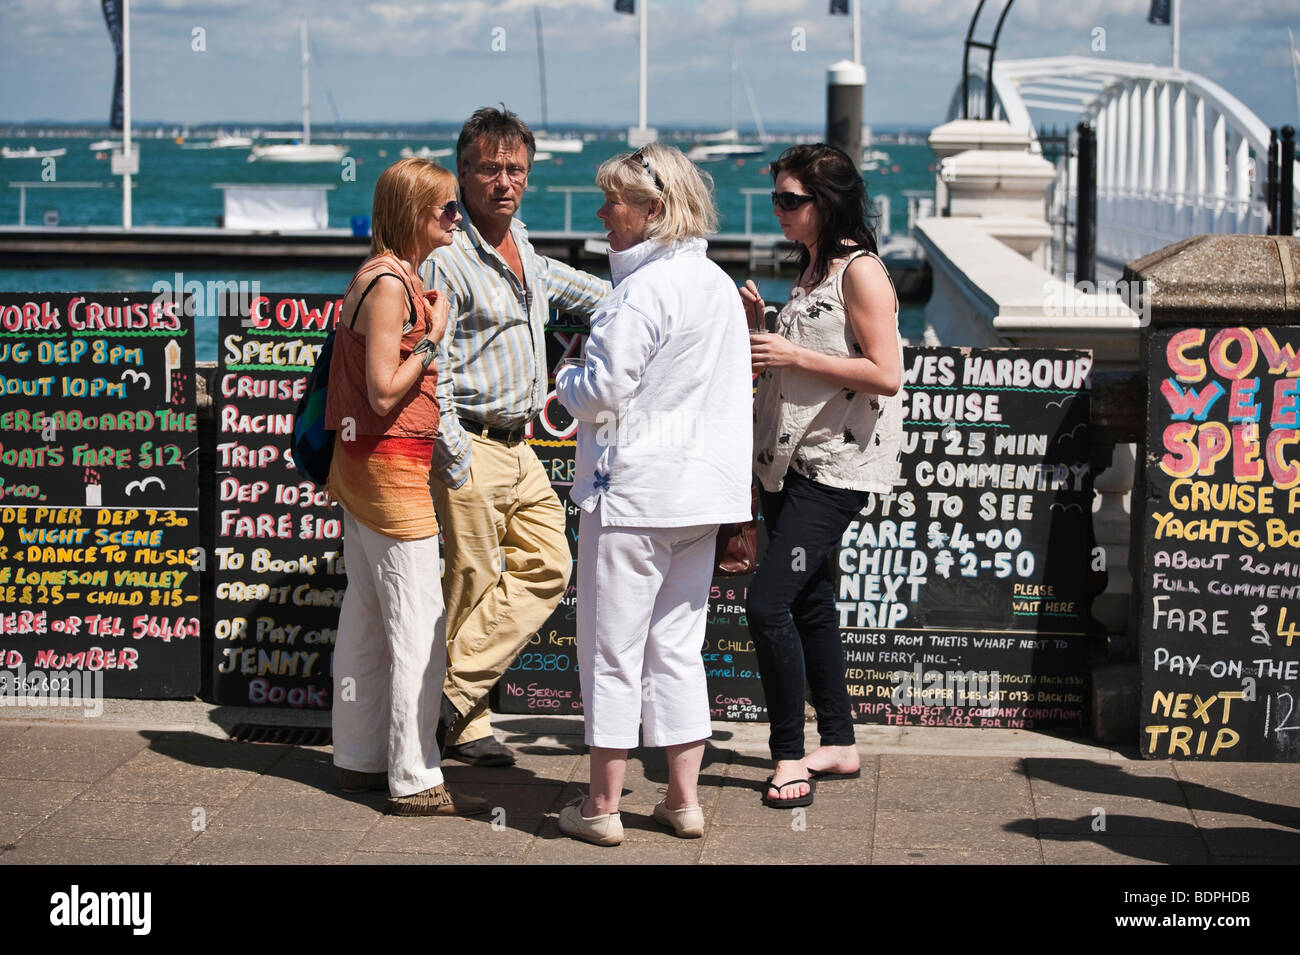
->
xmin=576 ymin=506 xmax=717 ymax=749
xmin=332 ymin=511 xmax=445 ymax=798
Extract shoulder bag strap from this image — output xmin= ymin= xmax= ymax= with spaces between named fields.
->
xmin=348 ymin=272 xmax=417 ymax=331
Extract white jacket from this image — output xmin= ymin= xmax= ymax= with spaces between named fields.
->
xmin=555 ymin=237 xmax=752 ymax=527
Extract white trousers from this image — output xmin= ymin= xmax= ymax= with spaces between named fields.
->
xmin=576 ymin=506 xmax=717 ymax=749
xmin=332 ymin=512 xmax=445 ymax=797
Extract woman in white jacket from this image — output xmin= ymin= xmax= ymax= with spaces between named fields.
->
xmin=554 ymin=144 xmax=752 ymax=846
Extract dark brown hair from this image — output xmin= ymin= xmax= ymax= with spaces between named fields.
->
xmin=771 ymin=144 xmax=878 ymax=288
xmin=456 ymin=104 xmax=536 ymax=174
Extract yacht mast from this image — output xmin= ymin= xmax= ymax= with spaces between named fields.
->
xmin=300 ymin=22 xmax=311 ymax=145
xmin=536 ymin=6 xmax=549 ymax=129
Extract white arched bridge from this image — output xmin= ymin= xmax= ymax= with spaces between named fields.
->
xmin=950 ymin=55 xmax=1298 ymax=269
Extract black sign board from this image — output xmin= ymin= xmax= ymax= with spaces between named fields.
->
xmin=211 ymin=292 xmax=345 ymax=708
xmin=1141 ymin=326 xmax=1300 ymax=760
xmin=0 ymin=292 xmax=201 ymax=697
xmin=840 ymin=346 xmax=1093 ymax=730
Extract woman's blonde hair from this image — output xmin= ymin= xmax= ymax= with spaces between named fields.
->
xmin=595 ymin=143 xmax=718 ymax=242
xmin=370 ymin=157 xmax=456 ymax=261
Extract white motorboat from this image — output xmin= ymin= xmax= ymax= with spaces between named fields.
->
xmin=861 ymin=148 xmax=890 ymax=172
xmin=398 ymin=146 xmax=453 ymax=160
xmin=2 ymin=146 xmax=68 ymax=159
xmin=248 ymin=23 xmax=345 ymax=164
xmin=533 ymin=136 xmax=582 ymax=154
xmin=250 ymin=142 xmax=345 ymax=163
xmin=88 ymin=139 xmax=120 ymax=151
xmin=183 ymin=133 xmax=254 ymax=150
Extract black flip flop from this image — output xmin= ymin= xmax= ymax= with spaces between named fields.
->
xmin=762 ymin=776 xmax=816 ymax=809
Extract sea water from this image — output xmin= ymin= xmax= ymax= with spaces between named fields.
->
xmin=0 ymin=134 xmax=934 ymax=358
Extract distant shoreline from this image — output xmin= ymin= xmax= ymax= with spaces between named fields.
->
xmin=1 ymin=123 xmax=936 ymax=143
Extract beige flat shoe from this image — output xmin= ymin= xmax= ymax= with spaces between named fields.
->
xmin=652 ymin=799 xmax=704 ymax=838
xmin=558 ymin=795 xmax=623 ymax=846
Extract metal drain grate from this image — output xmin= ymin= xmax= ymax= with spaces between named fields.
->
xmin=227 ymin=724 xmax=332 ymax=746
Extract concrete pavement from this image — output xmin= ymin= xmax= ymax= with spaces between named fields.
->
xmin=2 ymin=703 xmax=1299 ymax=865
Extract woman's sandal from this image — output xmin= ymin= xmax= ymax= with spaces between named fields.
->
xmin=762 ymin=776 xmax=816 ymax=809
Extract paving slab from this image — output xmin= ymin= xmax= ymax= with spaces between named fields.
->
xmin=1028 ymin=772 xmax=1187 ymax=805
xmin=1032 ymin=796 xmax=1198 ymax=836
xmin=1039 ymin=835 xmax=1211 ymax=865
xmin=346 ymin=851 xmax=517 ymax=865
xmin=0 ymin=728 xmax=150 ymax=782
xmin=0 ymin=778 xmax=88 ymax=816
xmin=26 ymin=796 xmax=214 ymax=847
xmin=173 ymin=826 xmax=365 ymax=865
xmin=0 ymin=836 xmax=183 ymax=865
xmin=356 ymin=812 xmax=534 ymax=858
xmin=876 ymin=775 xmax=1035 ymax=814
xmin=0 ymin=813 xmax=46 ymax=846
xmin=881 ymin=755 xmax=1024 ymax=778
xmin=1195 ymin=815 xmax=1300 ymax=858
xmin=76 ymin=749 xmax=268 ymax=806
xmin=1025 ymin=756 xmax=1180 ymax=778
xmin=1180 ymin=783 xmax=1300 ymax=822
xmin=874 ymin=809 xmax=1040 ymax=855
xmin=699 ymin=825 xmax=873 ymax=865
xmin=209 ymin=784 xmax=384 ymax=832
xmin=873 ymin=847 xmax=1041 ymax=864
xmin=714 ymin=787 xmax=873 ymax=829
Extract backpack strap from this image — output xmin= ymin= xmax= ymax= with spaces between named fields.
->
xmin=349 ymin=272 xmax=419 ymax=332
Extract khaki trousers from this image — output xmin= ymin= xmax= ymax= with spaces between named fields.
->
xmin=433 ymin=432 xmax=572 ymax=744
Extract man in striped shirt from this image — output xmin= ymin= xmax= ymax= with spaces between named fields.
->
xmin=424 ymin=106 xmax=610 ymax=766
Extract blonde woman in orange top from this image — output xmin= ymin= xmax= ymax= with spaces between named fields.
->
xmin=327 ymin=158 xmax=485 ymax=816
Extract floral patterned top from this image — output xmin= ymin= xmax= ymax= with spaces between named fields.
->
xmin=753 ymin=249 xmax=904 ymax=494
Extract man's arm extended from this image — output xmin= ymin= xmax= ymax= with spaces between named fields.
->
xmin=540 ymin=256 xmax=611 ymax=324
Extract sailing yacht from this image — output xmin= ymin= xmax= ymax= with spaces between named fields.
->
xmin=687 ymin=45 xmax=765 ymax=163
xmin=531 ymin=7 xmax=583 ymax=157
xmin=249 ymin=24 xmax=345 ymax=164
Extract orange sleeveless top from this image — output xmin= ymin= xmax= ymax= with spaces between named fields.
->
xmin=326 ymin=255 xmax=440 ymax=540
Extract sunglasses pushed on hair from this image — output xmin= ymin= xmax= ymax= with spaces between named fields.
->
xmin=771 ymin=191 xmax=815 ymax=212
xmin=631 ymin=148 xmax=664 ymax=193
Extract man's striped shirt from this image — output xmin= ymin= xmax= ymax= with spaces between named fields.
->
xmin=422 ymin=214 xmax=609 ymax=488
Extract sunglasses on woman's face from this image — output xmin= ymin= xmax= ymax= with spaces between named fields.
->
xmin=434 ymin=200 xmax=460 ymax=219
xmin=771 ymin=191 xmax=816 ymax=212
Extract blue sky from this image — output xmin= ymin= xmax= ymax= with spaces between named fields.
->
xmin=1 ymin=0 xmax=1297 ymax=131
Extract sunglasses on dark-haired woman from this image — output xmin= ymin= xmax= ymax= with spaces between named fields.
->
xmin=771 ymin=191 xmax=816 ymax=212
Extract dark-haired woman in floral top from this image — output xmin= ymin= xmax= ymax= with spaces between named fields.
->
xmin=741 ymin=143 xmax=903 ymax=809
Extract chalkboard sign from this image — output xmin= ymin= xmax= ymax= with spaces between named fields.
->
xmin=0 ymin=292 xmax=201 ymax=697
xmin=210 ymin=292 xmax=345 ymax=708
xmin=841 ymin=346 xmax=1093 ymax=729
xmin=493 ymin=318 xmax=768 ymax=721
xmin=1141 ymin=325 xmax=1300 ymax=760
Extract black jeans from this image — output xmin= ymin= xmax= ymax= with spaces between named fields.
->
xmin=747 ymin=470 xmax=868 ymax=762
